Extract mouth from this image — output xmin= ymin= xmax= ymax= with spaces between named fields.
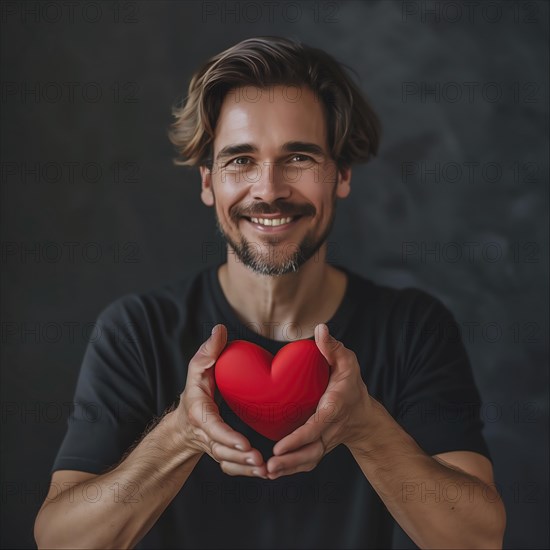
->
xmin=241 ymin=215 xmax=304 ymax=231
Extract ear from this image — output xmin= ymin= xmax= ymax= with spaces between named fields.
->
xmin=335 ymin=165 xmax=351 ymax=199
xmin=199 ymin=165 xmax=214 ymax=206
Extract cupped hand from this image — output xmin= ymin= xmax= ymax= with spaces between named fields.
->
xmin=176 ymin=324 xmax=268 ymax=478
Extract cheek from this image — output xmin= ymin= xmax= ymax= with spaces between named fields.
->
xmin=313 ymin=190 xmax=335 ymax=219
xmin=212 ymin=183 xmax=245 ymax=224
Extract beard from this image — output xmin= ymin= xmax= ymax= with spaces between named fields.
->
xmin=214 ymin=196 xmax=337 ymax=277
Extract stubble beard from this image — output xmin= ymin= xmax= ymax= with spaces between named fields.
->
xmin=214 ymin=204 xmax=337 ymax=276
xmin=211 ymin=173 xmax=339 ymax=276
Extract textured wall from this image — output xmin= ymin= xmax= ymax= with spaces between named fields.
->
xmin=1 ymin=1 xmax=548 ymax=547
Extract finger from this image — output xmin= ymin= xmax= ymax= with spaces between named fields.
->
xmin=267 ymin=439 xmax=324 ymax=479
xmin=188 ymin=324 xmax=228 ymax=380
xmin=203 ymin=415 xmax=253 ymax=452
xmin=314 ymin=324 xmax=355 ymax=372
xmin=273 ymin=418 xmax=321 ymax=456
xmin=274 ymin=395 xmax=345 ymax=456
xmin=219 ymin=460 xmax=268 ymax=478
xmin=187 ymin=397 xmax=250 ymax=451
xmin=210 ymin=442 xmax=265 ymax=467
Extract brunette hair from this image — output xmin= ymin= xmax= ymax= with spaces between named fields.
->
xmin=168 ymin=36 xmax=381 ymax=169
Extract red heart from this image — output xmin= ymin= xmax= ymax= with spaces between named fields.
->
xmin=214 ymin=339 xmax=330 ymax=441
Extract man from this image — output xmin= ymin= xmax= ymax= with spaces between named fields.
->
xmin=34 ymin=36 xmax=506 ymax=548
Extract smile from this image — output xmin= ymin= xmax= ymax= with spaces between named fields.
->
xmin=250 ymin=216 xmax=294 ymax=226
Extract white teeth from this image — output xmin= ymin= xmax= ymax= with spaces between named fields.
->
xmin=250 ymin=216 xmax=293 ymax=226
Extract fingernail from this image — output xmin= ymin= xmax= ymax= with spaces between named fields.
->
xmin=246 ymin=458 xmax=255 ymax=465
xmin=318 ymin=323 xmax=328 ymax=335
xmin=323 ymin=324 xmax=336 ymax=343
xmin=235 ymin=444 xmax=244 ymax=451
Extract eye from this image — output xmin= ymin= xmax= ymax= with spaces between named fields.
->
xmin=290 ymin=154 xmax=313 ymax=163
xmin=228 ymin=157 xmax=251 ymax=166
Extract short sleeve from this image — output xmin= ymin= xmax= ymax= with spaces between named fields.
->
xmin=51 ymin=296 xmax=155 ymax=475
xmin=395 ymin=292 xmax=492 ymax=463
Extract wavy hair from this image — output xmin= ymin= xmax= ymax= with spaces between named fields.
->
xmin=168 ymin=36 xmax=381 ymax=169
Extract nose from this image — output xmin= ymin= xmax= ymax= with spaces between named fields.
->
xmin=249 ymin=161 xmax=292 ymax=203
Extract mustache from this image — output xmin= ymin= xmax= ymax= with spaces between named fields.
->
xmin=230 ymin=201 xmax=316 ymax=220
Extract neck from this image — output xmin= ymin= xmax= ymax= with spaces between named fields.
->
xmin=218 ymin=243 xmax=347 ymax=341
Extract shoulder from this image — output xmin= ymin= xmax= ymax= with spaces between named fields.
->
xmin=339 ymin=266 xmax=464 ymax=365
xmin=94 ymin=265 xmax=212 ymax=336
xmin=342 ymin=265 xmax=454 ymax=323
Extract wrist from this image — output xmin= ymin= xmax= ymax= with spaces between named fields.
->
xmin=346 ymin=397 xmax=417 ymax=459
xmin=345 ymin=395 xmax=393 ymax=455
xmin=164 ymin=407 xmax=205 ymax=462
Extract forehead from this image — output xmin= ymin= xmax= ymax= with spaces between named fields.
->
xmin=214 ymin=85 xmax=328 ymax=151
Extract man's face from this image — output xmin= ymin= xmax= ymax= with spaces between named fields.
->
xmin=200 ymin=85 xmax=351 ymax=275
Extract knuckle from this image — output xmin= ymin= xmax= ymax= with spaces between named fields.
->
xmin=209 ymin=441 xmax=219 ymax=460
xmin=190 ymin=425 xmax=202 ymax=442
xmin=329 ymin=339 xmax=342 ymax=353
xmin=225 ymin=466 xmax=239 ymax=477
xmin=197 ymin=339 xmax=213 ymax=357
xmin=187 ymin=402 xmax=202 ymax=425
xmin=190 ymin=345 xmax=213 ymax=370
xmin=343 ymin=350 xmax=357 ymax=367
xmin=193 ymin=430 xmax=210 ymax=451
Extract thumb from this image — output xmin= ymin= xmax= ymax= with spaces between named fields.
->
xmin=314 ymin=323 xmax=344 ymax=366
xmin=190 ymin=324 xmax=228 ymax=376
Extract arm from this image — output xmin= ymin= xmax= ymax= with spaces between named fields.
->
xmin=35 ymin=409 xmax=202 ymax=549
xmin=265 ymin=324 xmax=506 ymax=549
xmin=347 ymin=398 xmax=506 ymax=549
xmin=35 ymin=324 xmax=268 ymax=549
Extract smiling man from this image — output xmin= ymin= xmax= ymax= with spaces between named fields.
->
xmin=205 ymin=84 xmax=342 ymax=277
xmin=35 ymin=37 xmax=506 ymax=549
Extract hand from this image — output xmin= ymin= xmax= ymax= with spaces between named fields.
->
xmin=175 ymin=324 xmax=268 ymax=478
xmin=266 ymin=324 xmax=373 ymax=480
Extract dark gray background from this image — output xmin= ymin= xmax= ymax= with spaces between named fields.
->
xmin=1 ymin=0 xmax=548 ymax=547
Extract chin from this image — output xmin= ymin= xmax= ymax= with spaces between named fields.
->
xmin=243 ymin=260 xmax=302 ymax=277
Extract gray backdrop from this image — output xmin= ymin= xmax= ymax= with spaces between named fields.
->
xmin=1 ymin=0 xmax=548 ymax=548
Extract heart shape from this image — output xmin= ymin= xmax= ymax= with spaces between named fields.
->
xmin=214 ymin=339 xmax=330 ymax=441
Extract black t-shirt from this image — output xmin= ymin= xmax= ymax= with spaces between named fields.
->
xmin=51 ymin=263 xmax=491 ymax=549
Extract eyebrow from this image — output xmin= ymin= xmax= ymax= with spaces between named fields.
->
xmin=215 ymin=141 xmax=327 ymax=162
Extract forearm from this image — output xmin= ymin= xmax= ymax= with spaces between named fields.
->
xmin=35 ymin=410 xmax=203 ymax=549
xmin=348 ymin=399 xmax=506 ymax=549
